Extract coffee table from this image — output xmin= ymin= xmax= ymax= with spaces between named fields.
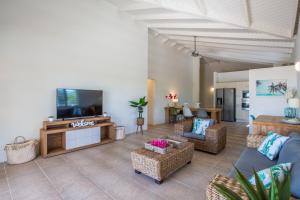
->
xmin=131 ymin=137 xmax=194 ymax=184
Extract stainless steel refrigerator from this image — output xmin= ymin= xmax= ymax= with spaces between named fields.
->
xmin=215 ymin=88 xmax=236 ymax=122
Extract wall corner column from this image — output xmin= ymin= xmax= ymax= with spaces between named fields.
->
xmin=192 ymin=56 xmax=200 ymax=104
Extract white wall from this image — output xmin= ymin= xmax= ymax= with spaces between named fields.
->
xmin=192 ymin=57 xmax=200 ymax=103
xmin=148 ymin=34 xmax=193 ymax=125
xmin=200 ymin=60 xmax=270 ymax=107
xmin=249 ymin=66 xmax=298 ymax=119
xmin=0 ymin=0 xmax=148 ymax=162
xmin=216 ymin=70 xmax=249 ymax=83
xmin=293 ymin=19 xmax=300 ymax=91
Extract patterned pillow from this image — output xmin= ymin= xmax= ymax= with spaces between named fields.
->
xmin=192 ymin=118 xmax=212 ymax=135
xmin=258 ymin=132 xmax=289 ymax=160
xmin=249 ymin=163 xmax=292 ymax=189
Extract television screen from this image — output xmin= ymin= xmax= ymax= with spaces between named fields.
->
xmin=56 ymin=88 xmax=103 ymax=119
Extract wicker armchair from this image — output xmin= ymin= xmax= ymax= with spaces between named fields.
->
xmin=174 ymin=119 xmax=227 ymax=154
xmin=206 ymin=134 xmax=267 ymax=200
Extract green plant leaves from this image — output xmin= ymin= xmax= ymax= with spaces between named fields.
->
xmin=129 ymin=97 xmax=148 ymax=118
xmin=269 ymin=173 xmax=279 ymax=200
xmin=212 ymin=167 xmax=291 ymax=200
xmin=129 ymin=100 xmax=139 ymax=107
xmin=213 ymin=183 xmax=243 ymax=200
xmin=253 ymin=169 xmax=267 ymax=200
xmin=235 ymin=167 xmax=259 ymax=200
xmin=279 ymin=173 xmax=291 ymax=200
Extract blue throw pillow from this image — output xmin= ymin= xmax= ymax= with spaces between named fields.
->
xmin=258 ymin=132 xmax=289 ymax=160
xmin=192 ymin=118 xmax=212 ymax=135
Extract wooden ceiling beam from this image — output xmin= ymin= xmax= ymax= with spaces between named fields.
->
xmin=181 ymin=42 xmax=293 ymax=53
xmin=135 ymin=12 xmax=204 ymax=20
xmin=168 ymin=35 xmax=294 ymax=48
xmin=147 ymin=22 xmax=243 ymax=29
xmin=156 ymin=29 xmax=287 ymax=40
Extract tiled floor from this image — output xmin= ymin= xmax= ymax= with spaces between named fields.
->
xmin=0 ymin=122 xmax=248 ymax=200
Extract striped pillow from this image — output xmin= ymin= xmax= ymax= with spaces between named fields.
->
xmin=258 ymin=132 xmax=289 ymax=160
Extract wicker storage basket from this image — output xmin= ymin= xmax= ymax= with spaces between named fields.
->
xmin=115 ymin=126 xmax=125 ymax=140
xmin=4 ymin=136 xmax=39 ymax=165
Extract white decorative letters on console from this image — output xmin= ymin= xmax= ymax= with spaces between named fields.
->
xmin=71 ymin=120 xmax=95 ymax=128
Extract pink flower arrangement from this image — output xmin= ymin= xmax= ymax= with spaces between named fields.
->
xmin=150 ymin=139 xmax=169 ymax=148
xmin=165 ymin=93 xmax=177 ymax=100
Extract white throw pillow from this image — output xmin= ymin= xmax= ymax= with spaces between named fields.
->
xmin=249 ymin=162 xmax=291 ymax=189
xmin=192 ymin=118 xmax=212 ymax=135
xmin=258 ymin=132 xmax=289 ymax=160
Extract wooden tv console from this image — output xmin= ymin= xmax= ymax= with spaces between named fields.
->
xmin=40 ymin=116 xmax=115 ymax=158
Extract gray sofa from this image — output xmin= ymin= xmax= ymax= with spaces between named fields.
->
xmin=229 ymin=132 xmax=300 ymax=198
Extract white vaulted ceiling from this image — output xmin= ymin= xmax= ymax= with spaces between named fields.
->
xmin=106 ymin=0 xmax=299 ymax=64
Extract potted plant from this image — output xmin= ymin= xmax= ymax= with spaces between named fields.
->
xmin=213 ymin=167 xmax=291 ymax=200
xmin=129 ymin=96 xmax=148 ymax=126
xmin=48 ymin=116 xmax=55 ymax=122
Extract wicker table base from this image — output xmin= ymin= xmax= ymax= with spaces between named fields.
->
xmin=131 ymin=141 xmax=194 ymax=184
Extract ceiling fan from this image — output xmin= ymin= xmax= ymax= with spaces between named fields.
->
xmin=191 ymin=36 xmax=200 ymax=57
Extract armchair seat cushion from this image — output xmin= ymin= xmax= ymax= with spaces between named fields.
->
xmin=228 ymin=147 xmax=276 ymax=178
xmin=183 ymin=132 xmax=205 ymax=140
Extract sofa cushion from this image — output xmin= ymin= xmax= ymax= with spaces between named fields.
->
xmin=277 ymin=132 xmax=300 ymax=198
xmin=183 ymin=132 xmax=205 ymax=140
xmin=288 ymin=132 xmax=300 ymax=140
xmin=228 ymin=148 xmax=276 ymax=178
xmin=258 ymin=132 xmax=289 ymax=160
xmin=248 ymin=162 xmax=292 ymax=189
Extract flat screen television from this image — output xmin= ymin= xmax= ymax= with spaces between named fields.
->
xmin=56 ymin=88 xmax=103 ymax=119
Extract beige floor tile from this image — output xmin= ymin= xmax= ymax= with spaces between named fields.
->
xmin=0 ymin=178 xmax=9 ymax=194
xmin=103 ymin=175 xmax=163 ymax=200
xmin=82 ymin=165 xmax=125 ymax=189
xmin=0 ymin=191 xmax=12 ymax=200
xmin=147 ymin=178 xmax=206 ymax=200
xmin=35 ymin=155 xmax=66 ymax=169
xmin=5 ymin=162 xmax=39 ymax=178
xmin=171 ymin=167 xmax=211 ymax=190
xmin=1 ymin=122 xmax=248 ymax=200
xmin=9 ymin=172 xmax=60 ymax=200
xmin=83 ymin=190 xmax=113 ymax=200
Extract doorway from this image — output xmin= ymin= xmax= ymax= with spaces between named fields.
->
xmin=147 ymin=79 xmax=155 ymax=125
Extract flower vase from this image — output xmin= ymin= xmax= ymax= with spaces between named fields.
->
xmin=168 ymin=102 xmax=174 ymax=107
xmin=284 ymin=107 xmax=297 ymax=118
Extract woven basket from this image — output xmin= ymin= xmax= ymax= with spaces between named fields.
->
xmin=4 ymin=136 xmax=39 ymax=164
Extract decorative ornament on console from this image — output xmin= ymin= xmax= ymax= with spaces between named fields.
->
xmin=48 ymin=116 xmax=55 ymax=122
xmin=71 ymin=120 xmax=95 ymax=128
